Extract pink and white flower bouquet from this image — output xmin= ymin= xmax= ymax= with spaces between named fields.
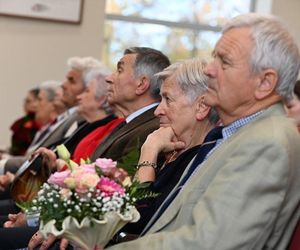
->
xmin=25 ymin=145 xmax=152 ymax=249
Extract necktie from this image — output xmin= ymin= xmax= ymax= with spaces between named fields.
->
xmin=29 ymin=126 xmax=51 ymax=147
xmin=142 ymin=126 xmax=223 ymax=235
xmin=29 ymin=118 xmax=59 ymax=146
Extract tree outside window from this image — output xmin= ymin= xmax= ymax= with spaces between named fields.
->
xmin=104 ymin=0 xmax=254 ymax=67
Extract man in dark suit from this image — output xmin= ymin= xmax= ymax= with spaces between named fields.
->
xmin=90 ymin=47 xmax=171 ymax=165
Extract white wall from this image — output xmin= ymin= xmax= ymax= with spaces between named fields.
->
xmin=272 ymin=0 xmax=300 ymax=49
xmin=0 ymin=0 xmax=299 ymax=147
xmin=0 ymin=1 xmax=105 ymax=147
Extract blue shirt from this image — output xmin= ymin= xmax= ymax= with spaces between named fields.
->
xmin=185 ymin=110 xmax=264 ymax=187
xmin=205 ymin=110 xmax=264 ymax=160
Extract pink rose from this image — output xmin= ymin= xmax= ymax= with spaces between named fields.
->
xmin=80 ymin=163 xmax=97 ymax=174
xmin=64 ymin=177 xmax=76 ymax=189
xmin=48 ymin=170 xmax=71 ymax=187
xmin=68 ymin=169 xmax=85 ymax=190
xmin=95 ymin=158 xmax=117 ymax=174
xmin=69 ymin=168 xmax=87 ymax=181
xmin=77 ymin=173 xmax=100 ymax=193
xmin=96 ymin=177 xmax=125 ymax=197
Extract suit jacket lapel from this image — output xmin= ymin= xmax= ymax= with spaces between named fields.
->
xmin=91 ymin=107 xmax=156 ymax=160
xmin=146 ymin=157 xmax=201 ymax=234
xmin=36 ymin=111 xmax=84 ymax=149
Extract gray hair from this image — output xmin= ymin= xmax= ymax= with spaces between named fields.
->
xmin=124 ymin=47 xmax=171 ymax=100
xmin=156 ymin=58 xmax=219 ymax=124
xmin=223 ymin=13 xmax=300 ymax=101
xmin=67 ymin=57 xmax=104 ymax=87
xmin=39 ymin=80 xmax=61 ymax=102
xmin=84 ymin=67 xmax=113 ymax=114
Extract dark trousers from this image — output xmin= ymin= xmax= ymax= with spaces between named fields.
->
xmin=0 ymin=199 xmax=20 ymax=215
xmin=0 ymin=226 xmax=38 ymax=249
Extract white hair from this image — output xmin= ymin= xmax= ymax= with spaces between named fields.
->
xmin=39 ymin=80 xmax=61 ymax=101
xmin=156 ymin=58 xmax=219 ymax=124
xmin=67 ymin=57 xmax=104 ymax=86
xmin=84 ymin=67 xmax=113 ymax=114
xmin=223 ymin=13 xmax=300 ymax=101
xmin=84 ymin=67 xmax=111 ymax=97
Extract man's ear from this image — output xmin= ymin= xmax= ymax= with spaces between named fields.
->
xmin=255 ymin=69 xmax=278 ymax=100
xmin=195 ymin=95 xmax=210 ymax=121
xmin=136 ymin=75 xmax=150 ymax=95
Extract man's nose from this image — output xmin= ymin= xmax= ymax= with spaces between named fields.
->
xmin=105 ymin=73 xmax=114 ymax=84
xmin=203 ymin=60 xmax=217 ymax=78
xmin=154 ymin=103 xmax=164 ymax=117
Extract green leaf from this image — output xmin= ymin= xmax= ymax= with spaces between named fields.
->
xmin=16 ymin=201 xmax=31 ymax=211
xmin=126 ymin=181 xmax=158 ymax=201
xmin=95 ymin=164 xmax=104 ymax=177
xmin=117 ymin=145 xmax=140 ymax=176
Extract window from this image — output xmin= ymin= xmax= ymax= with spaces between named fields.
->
xmin=104 ymin=0 xmax=255 ymax=66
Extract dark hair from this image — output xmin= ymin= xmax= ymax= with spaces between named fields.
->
xmin=124 ymin=47 xmax=171 ymax=100
xmin=294 ymin=80 xmax=300 ymax=99
xmin=29 ymin=88 xmax=40 ymax=98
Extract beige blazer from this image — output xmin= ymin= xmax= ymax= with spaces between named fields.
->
xmin=108 ymin=103 xmax=300 ymax=250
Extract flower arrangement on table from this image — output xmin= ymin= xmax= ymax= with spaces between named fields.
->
xmin=24 ymin=145 xmax=154 ymax=250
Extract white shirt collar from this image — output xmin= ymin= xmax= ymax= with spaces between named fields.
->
xmin=126 ymin=103 xmax=158 ymax=123
xmin=67 ymin=106 xmax=78 ymax=115
xmin=57 ymin=106 xmax=78 ymax=121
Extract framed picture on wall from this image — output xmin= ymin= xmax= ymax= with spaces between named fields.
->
xmin=0 ymin=0 xmax=84 ymax=24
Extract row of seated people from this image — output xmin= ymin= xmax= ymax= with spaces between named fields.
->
xmin=0 ymin=47 xmax=171 ymax=249
xmin=0 ymin=49 xmax=167 ymax=197
xmin=2 ymin=79 xmax=69 ymax=159
xmin=0 ymin=12 xmax=300 ymax=250
xmin=6 ymin=87 xmax=40 ymax=157
xmin=0 ymin=56 xmax=102 ymax=181
xmin=29 ymin=56 xmax=300 ymax=250
xmin=0 ymin=82 xmax=58 ymax=192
